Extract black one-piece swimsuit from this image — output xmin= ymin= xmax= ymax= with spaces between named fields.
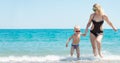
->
xmin=90 ymin=14 xmax=104 ymax=37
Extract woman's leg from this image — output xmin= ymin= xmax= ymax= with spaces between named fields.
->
xmin=96 ymin=34 xmax=103 ymax=58
xmin=90 ymin=33 xmax=97 ymax=56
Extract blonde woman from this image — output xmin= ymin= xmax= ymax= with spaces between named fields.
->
xmin=85 ymin=3 xmax=117 ymax=58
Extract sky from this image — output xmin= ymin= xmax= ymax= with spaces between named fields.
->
xmin=0 ymin=0 xmax=120 ymax=29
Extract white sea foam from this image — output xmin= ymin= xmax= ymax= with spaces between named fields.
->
xmin=0 ymin=54 xmax=120 ymax=63
xmin=98 ymin=50 xmax=120 ymax=60
xmin=0 ymin=55 xmax=65 ymax=62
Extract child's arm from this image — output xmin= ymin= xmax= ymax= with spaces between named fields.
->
xmin=66 ymin=35 xmax=73 ymax=47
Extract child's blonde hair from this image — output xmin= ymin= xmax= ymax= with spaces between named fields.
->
xmin=74 ymin=25 xmax=80 ymax=30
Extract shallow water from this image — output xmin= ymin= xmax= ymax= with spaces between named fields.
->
xmin=0 ymin=29 xmax=119 ymax=62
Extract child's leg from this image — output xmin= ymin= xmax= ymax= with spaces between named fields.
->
xmin=76 ymin=47 xmax=80 ymax=59
xmin=70 ymin=46 xmax=74 ymax=57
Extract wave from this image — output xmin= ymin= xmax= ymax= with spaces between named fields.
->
xmin=0 ymin=55 xmax=63 ymax=62
xmin=0 ymin=54 xmax=120 ymax=63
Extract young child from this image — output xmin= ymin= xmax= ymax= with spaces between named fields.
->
xmin=66 ymin=25 xmax=85 ymax=59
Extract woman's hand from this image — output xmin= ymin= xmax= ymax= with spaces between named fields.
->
xmin=114 ymin=28 xmax=117 ymax=32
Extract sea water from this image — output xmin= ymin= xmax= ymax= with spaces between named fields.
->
xmin=0 ymin=29 xmax=119 ymax=63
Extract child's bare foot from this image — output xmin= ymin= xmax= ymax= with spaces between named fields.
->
xmin=77 ymin=54 xmax=80 ymax=59
xmin=94 ymin=54 xmax=98 ymax=57
xmin=70 ymin=56 xmax=73 ymax=61
xmin=77 ymin=57 xmax=80 ymax=60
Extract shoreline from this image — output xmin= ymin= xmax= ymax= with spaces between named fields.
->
xmin=1 ymin=60 xmax=120 ymax=63
xmin=0 ymin=55 xmax=120 ymax=63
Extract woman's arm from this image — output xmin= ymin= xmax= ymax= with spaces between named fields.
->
xmin=85 ymin=14 xmax=94 ymax=35
xmin=104 ymin=15 xmax=117 ymax=31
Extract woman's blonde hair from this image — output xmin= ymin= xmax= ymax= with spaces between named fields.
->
xmin=93 ymin=3 xmax=104 ymax=15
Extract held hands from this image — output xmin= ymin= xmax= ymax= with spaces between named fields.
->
xmin=82 ymin=33 xmax=86 ymax=36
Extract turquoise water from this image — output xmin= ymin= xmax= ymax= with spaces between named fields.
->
xmin=0 ymin=29 xmax=119 ymax=62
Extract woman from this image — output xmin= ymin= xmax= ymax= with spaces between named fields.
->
xmin=85 ymin=3 xmax=117 ymax=58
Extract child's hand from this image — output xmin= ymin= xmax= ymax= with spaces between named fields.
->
xmin=66 ymin=44 xmax=68 ymax=47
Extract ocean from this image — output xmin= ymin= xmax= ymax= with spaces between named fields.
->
xmin=0 ymin=29 xmax=119 ymax=63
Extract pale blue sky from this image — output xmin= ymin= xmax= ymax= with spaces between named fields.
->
xmin=0 ymin=0 xmax=120 ymax=29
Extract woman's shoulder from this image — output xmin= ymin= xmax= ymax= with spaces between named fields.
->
xmin=102 ymin=14 xmax=107 ymax=16
xmin=102 ymin=14 xmax=108 ymax=19
xmin=90 ymin=13 xmax=95 ymax=18
xmin=90 ymin=13 xmax=95 ymax=16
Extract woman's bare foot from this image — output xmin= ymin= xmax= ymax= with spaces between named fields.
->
xmin=99 ymin=53 xmax=103 ymax=58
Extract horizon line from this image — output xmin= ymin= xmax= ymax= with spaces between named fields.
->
xmin=0 ymin=28 xmax=119 ymax=29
